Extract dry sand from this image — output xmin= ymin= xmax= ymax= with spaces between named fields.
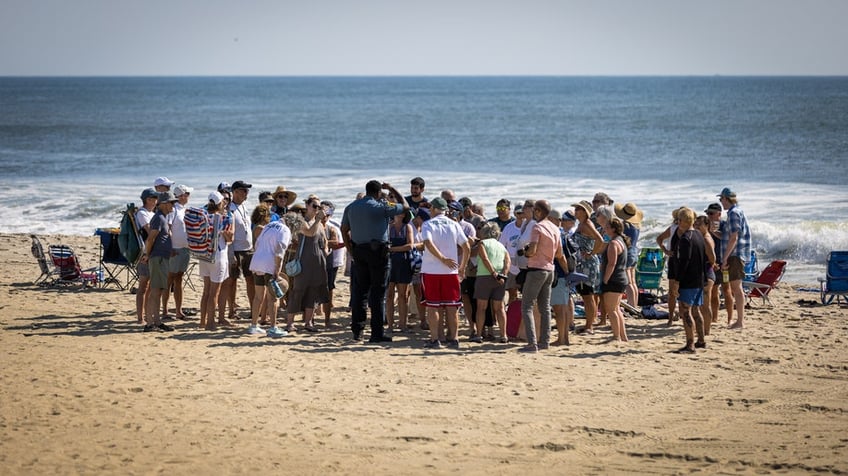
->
xmin=2 ymin=233 xmax=847 ymax=475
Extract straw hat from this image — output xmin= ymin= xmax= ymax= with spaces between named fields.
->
xmin=614 ymin=202 xmax=643 ymax=225
xmin=571 ymin=200 xmax=593 ymax=217
xmin=272 ymin=185 xmax=297 ymax=203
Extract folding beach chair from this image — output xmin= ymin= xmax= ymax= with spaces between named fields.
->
xmin=635 ymin=247 xmax=665 ymax=296
xmin=31 ymin=234 xmax=58 ymax=286
xmin=744 ymin=250 xmax=760 ymax=281
xmin=819 ymin=251 xmax=848 ymax=305
xmin=742 ymin=260 xmax=787 ymax=307
xmin=47 ymin=244 xmax=99 ymax=288
xmin=95 ymin=227 xmax=138 ymax=290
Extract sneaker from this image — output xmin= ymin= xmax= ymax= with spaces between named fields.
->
xmin=538 ymin=342 xmax=549 ymax=350
xmin=156 ymin=323 xmax=174 ymax=332
xmin=469 ymin=335 xmax=483 ymax=343
xmin=246 ymin=325 xmax=265 ymax=335
xmin=424 ymin=339 xmax=442 ymax=349
xmin=518 ymin=344 xmax=538 ymax=353
xmin=266 ymin=327 xmax=288 ymax=338
xmin=143 ymin=324 xmax=155 ymax=332
xmin=446 ymin=339 xmax=460 ymax=349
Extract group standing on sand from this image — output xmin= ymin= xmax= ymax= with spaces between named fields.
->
xmin=131 ymin=176 xmax=752 ymax=354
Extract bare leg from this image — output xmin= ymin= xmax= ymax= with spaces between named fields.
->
xmin=446 ymin=306 xmax=460 ymax=342
xmin=710 ymin=282 xmax=720 ymax=323
xmin=323 ymin=289 xmax=334 ymax=327
xmin=729 ymin=279 xmax=745 ymax=329
xmin=553 ymin=304 xmax=567 ymax=345
xmin=205 ymin=281 xmax=222 ymax=330
xmin=396 ymin=283 xmax=409 ymax=331
xmin=492 ymin=300 xmax=507 ymax=342
xmin=667 ymin=279 xmax=679 ymax=325
xmin=200 ymin=277 xmax=211 ymax=328
xmin=702 ymin=281 xmax=714 ymax=335
xmin=172 ymin=272 xmax=185 ymax=318
xmin=679 ymin=302 xmax=695 ymax=351
xmin=136 ymin=276 xmax=150 ymax=324
xmin=147 ymin=287 xmax=163 ymax=326
xmin=582 ymin=293 xmax=597 ymax=333
xmin=625 ymin=267 xmax=638 ymax=307
xmin=475 ymin=298 xmax=489 ymax=338
xmin=251 ymin=282 xmax=267 ymax=328
xmin=303 ymin=308 xmax=315 ymax=329
xmin=721 ymin=282 xmax=733 ymax=325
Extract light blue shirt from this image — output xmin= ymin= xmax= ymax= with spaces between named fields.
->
xmin=341 ymin=196 xmax=405 ymax=244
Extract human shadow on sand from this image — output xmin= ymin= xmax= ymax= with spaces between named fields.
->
xmin=8 ymin=312 xmax=153 ymax=337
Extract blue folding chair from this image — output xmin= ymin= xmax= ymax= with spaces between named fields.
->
xmin=636 ymin=247 xmax=665 ymax=295
xmin=819 ymin=251 xmax=848 ymax=305
xmin=744 ymin=250 xmax=759 ymax=281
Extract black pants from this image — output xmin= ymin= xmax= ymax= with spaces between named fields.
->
xmin=350 ymin=244 xmax=390 ymax=338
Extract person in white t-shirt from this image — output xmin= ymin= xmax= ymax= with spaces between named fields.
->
xmin=248 ymin=219 xmax=292 ymax=337
xmin=166 ymin=184 xmax=193 ymax=320
xmin=420 ymin=197 xmax=471 ymax=349
xmin=134 ymin=188 xmax=157 ymax=326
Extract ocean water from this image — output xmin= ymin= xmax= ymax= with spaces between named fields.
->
xmin=1 ymin=76 xmax=847 ymax=284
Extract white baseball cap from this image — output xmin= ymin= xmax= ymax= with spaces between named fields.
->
xmin=153 ymin=176 xmax=174 ymax=187
xmin=208 ymin=191 xmax=224 ymax=205
xmin=173 ymin=184 xmax=194 ymax=196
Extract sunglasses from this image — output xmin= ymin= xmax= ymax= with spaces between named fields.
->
xmin=311 ymin=204 xmax=321 ymax=209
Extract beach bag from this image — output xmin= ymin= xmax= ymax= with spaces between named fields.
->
xmin=117 ymin=203 xmax=141 ymax=263
xmin=285 ymin=238 xmax=305 ymax=277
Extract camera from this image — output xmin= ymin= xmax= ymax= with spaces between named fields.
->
xmin=517 ymin=245 xmax=530 ymax=256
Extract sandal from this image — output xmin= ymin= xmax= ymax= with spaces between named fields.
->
xmin=304 ymin=325 xmax=319 ymax=333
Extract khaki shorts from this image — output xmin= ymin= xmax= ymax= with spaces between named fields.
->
xmin=149 ymin=256 xmax=169 ymax=290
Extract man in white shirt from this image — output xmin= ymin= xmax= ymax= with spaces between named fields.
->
xmin=166 ymin=184 xmax=193 ymax=320
xmin=229 ymin=180 xmax=255 ymax=312
xmin=420 ymin=197 xmax=471 ymax=349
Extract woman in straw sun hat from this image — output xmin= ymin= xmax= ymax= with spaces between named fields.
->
xmin=614 ymin=202 xmax=643 ymax=307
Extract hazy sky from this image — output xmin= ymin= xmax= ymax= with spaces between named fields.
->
xmin=2 ymin=0 xmax=846 ymax=76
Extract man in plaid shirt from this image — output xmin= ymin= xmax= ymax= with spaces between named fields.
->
xmin=718 ymin=187 xmax=751 ymax=330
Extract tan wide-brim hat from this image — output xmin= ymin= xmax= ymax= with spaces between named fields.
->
xmin=272 ymin=185 xmax=297 ymax=203
xmin=614 ymin=202 xmax=644 ymax=225
xmin=571 ymin=200 xmax=593 ymax=217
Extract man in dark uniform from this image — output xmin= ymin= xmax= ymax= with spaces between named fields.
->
xmin=341 ymin=180 xmax=410 ymax=342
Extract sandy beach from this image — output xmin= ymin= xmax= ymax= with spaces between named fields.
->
xmin=2 ymin=232 xmax=847 ymax=475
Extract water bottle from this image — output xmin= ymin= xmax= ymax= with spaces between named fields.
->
xmin=269 ymin=278 xmax=284 ymax=299
xmin=722 ymin=268 xmax=730 ymax=283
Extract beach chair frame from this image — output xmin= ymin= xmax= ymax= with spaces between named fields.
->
xmin=742 ymin=260 xmax=786 ymax=307
xmin=95 ymin=228 xmax=139 ymax=291
xmin=31 ymin=234 xmax=58 ymax=286
xmin=47 ymin=244 xmax=99 ymax=288
xmin=635 ymin=247 xmax=665 ymax=296
xmin=819 ymin=251 xmax=848 ymax=305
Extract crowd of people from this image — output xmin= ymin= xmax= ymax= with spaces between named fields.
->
xmin=132 ymin=176 xmax=751 ymax=353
